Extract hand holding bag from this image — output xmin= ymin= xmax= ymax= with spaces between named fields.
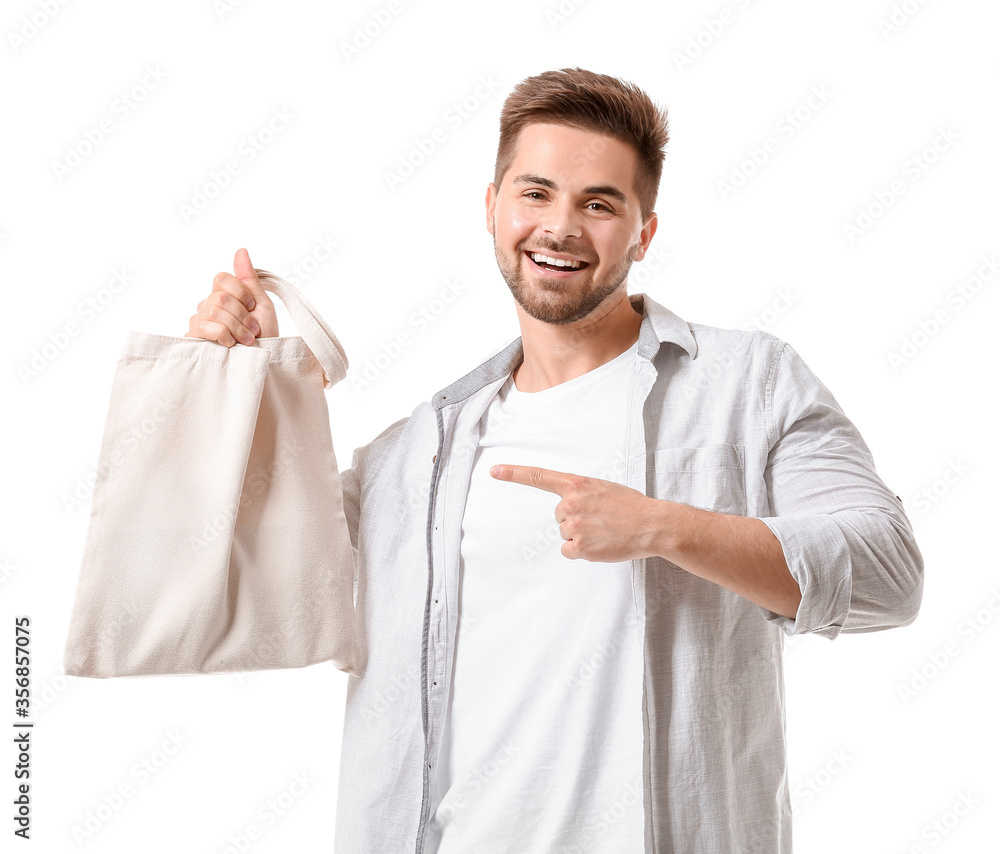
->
xmin=63 ymin=269 xmax=361 ymax=677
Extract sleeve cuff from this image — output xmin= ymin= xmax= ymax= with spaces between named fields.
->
xmin=756 ymin=514 xmax=853 ymax=639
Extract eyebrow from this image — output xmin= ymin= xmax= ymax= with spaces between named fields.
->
xmin=511 ymin=173 xmax=629 ymax=205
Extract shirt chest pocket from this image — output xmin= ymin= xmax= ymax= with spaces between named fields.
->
xmin=645 ymin=443 xmax=748 ymax=518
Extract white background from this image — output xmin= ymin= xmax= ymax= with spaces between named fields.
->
xmin=2 ymin=0 xmax=998 ymax=851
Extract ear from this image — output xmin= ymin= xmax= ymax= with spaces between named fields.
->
xmin=485 ymin=182 xmax=498 ymax=236
xmin=633 ymin=212 xmax=658 ymax=262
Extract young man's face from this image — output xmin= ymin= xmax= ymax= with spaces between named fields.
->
xmin=486 ymin=122 xmax=657 ymax=326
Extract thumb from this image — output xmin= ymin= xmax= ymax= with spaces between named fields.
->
xmin=233 ymin=247 xmax=268 ymax=307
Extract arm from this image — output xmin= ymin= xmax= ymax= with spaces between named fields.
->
xmin=644 ymin=504 xmax=801 ymax=619
xmin=752 ymin=341 xmax=923 ymax=638
xmin=643 ymin=339 xmax=924 ymax=631
xmin=488 ymin=464 xmax=801 ymax=617
xmin=64 ymin=249 xmax=357 ymax=677
xmin=491 ymin=339 xmax=923 ymax=638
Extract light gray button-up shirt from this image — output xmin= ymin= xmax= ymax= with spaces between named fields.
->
xmin=333 ymin=291 xmax=923 ymax=853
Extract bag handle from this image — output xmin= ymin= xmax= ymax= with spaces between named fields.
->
xmin=253 ymin=268 xmax=348 ymax=389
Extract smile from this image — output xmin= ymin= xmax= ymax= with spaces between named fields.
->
xmin=524 ymin=251 xmax=591 ymax=276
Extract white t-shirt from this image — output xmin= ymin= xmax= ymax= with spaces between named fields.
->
xmin=426 ymin=341 xmax=645 ymax=853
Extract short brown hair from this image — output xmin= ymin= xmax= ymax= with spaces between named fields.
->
xmin=493 ymin=67 xmax=669 ymax=223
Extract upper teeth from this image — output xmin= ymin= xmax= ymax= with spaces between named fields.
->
xmin=531 ymin=252 xmax=582 ymax=269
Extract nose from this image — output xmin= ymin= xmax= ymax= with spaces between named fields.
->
xmin=539 ymin=196 xmax=583 ymax=242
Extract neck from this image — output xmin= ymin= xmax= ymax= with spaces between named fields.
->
xmin=512 ymin=290 xmax=643 ymax=393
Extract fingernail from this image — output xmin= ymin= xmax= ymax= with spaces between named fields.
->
xmin=249 ymin=320 xmax=260 ymax=335
xmin=247 ymin=298 xmax=256 ymax=311
xmin=243 ymin=331 xmax=255 ymax=345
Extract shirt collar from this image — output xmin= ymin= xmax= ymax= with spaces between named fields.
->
xmin=432 ymin=291 xmax=697 ymax=411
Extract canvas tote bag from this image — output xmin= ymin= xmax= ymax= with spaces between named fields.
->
xmin=63 ymin=269 xmax=360 ymax=678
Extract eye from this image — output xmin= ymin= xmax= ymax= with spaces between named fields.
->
xmin=587 ymin=201 xmax=612 ymax=212
xmin=524 ymin=191 xmax=546 ymax=200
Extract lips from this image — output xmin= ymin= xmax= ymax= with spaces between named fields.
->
xmin=524 ymin=251 xmax=591 ymax=276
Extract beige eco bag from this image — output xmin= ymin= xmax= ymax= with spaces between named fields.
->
xmin=63 ymin=269 xmax=360 ymax=678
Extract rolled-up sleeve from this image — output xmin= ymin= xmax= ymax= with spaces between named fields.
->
xmin=756 ymin=341 xmax=923 ymax=639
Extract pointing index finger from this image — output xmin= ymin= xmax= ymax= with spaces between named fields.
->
xmin=490 ymin=464 xmax=573 ymax=496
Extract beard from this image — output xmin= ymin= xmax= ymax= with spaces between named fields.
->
xmin=493 ymin=229 xmax=641 ymax=326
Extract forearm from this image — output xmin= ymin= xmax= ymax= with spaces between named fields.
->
xmin=644 ymin=500 xmax=802 ymax=619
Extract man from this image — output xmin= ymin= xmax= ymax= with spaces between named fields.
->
xmin=187 ymin=68 xmax=923 ymax=853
